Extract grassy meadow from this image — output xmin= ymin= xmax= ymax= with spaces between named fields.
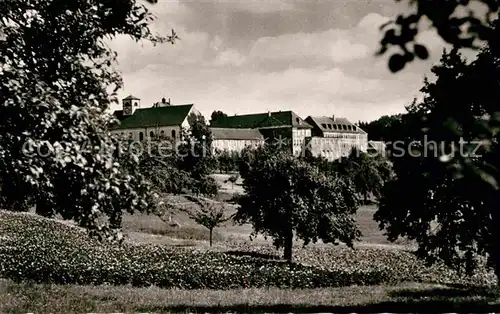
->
xmin=0 ymin=173 xmax=499 ymax=312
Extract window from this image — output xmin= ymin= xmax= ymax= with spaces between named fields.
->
xmin=160 ymin=130 xmax=165 ymax=137
xmin=296 ymin=117 xmax=300 ymax=123
xmin=327 ymin=124 xmax=332 ymax=129
xmin=150 ymin=131 xmax=154 ymax=138
xmin=129 ymin=133 xmax=133 ymax=139
xmin=139 ymin=132 xmax=144 ymax=141
xmin=171 ymin=130 xmax=176 ymax=139
xmin=347 ymin=125 xmax=352 ymax=131
xmin=321 ymin=123 xmax=327 ymax=129
xmin=121 ymin=132 xmax=124 ymax=137
xmin=342 ymin=125 xmax=347 ymax=130
xmin=332 ymin=125 xmax=337 ymax=130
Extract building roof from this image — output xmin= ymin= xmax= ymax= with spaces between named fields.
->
xmin=211 ymin=128 xmax=264 ymax=140
xmin=112 ymin=110 xmax=126 ymax=122
xmin=210 ymin=111 xmax=312 ymax=129
xmin=123 ymin=95 xmax=140 ymax=100
xmin=108 ymin=110 xmax=126 ymax=129
xmin=368 ymin=140 xmax=386 ymax=151
xmin=306 ymin=116 xmax=367 ymax=134
xmin=111 ymin=104 xmax=193 ymax=130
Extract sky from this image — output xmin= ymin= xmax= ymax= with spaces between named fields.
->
xmin=107 ymin=0 xmax=478 ymax=123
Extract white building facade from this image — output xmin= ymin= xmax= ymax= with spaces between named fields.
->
xmin=304 ymin=116 xmax=368 ymax=161
xmin=211 ymin=128 xmax=265 ymax=153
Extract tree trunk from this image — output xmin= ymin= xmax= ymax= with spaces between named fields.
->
xmin=492 ymin=211 xmax=500 ymax=287
xmin=209 ymin=228 xmax=213 ymax=247
xmin=490 ymin=192 xmax=500 ymax=287
xmin=492 ymin=231 xmax=500 ymax=287
xmin=283 ymin=227 xmax=293 ymax=262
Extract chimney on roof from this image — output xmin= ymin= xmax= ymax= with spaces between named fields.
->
xmin=268 ymin=111 xmax=271 ymax=117
xmin=332 ymin=115 xmax=335 ymax=121
xmin=161 ymin=97 xmax=166 ymax=104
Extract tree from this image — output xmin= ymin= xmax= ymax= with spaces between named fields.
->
xmin=237 ymin=146 xmax=259 ymax=178
xmin=0 ymin=0 xmax=178 ymax=239
xmin=182 ymin=195 xmax=233 ymax=246
xmin=373 ymin=153 xmax=394 ymax=184
xmin=341 ymin=149 xmax=385 ymax=204
xmin=209 ymin=110 xmax=228 ymax=125
xmin=227 ymin=174 xmax=239 ymax=189
xmin=215 ymin=149 xmax=238 ymax=173
xmin=137 ymin=139 xmax=192 ymax=195
xmin=300 ymin=154 xmax=333 ymax=173
xmin=235 ymin=147 xmax=360 ymax=262
xmin=358 ymin=114 xmax=404 ymax=142
xmin=379 ymin=1 xmax=500 ymax=72
xmin=374 ymin=46 xmax=500 ymax=282
xmin=177 ymin=113 xmax=218 ymax=196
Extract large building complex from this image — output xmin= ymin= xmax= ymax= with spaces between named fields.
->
xmin=210 ymin=111 xmax=313 ymax=156
xmin=211 ymin=112 xmax=368 ymax=160
xmin=109 ymin=94 xmax=368 ymax=161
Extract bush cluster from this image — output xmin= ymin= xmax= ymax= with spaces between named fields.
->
xmin=226 ymin=243 xmax=496 ymax=287
xmin=0 ymin=212 xmax=495 ymax=289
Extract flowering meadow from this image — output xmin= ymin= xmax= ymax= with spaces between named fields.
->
xmin=0 ymin=211 xmax=495 ymax=289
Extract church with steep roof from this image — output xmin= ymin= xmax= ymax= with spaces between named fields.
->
xmin=110 ymin=95 xmax=201 ymax=142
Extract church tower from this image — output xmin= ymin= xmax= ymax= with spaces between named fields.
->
xmin=122 ymin=95 xmax=140 ymax=116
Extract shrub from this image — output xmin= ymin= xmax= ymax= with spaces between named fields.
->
xmin=138 ymin=225 xmax=225 ymax=242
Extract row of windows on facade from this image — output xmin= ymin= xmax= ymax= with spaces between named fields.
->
xmin=322 ymin=123 xmax=357 ymax=131
xmin=293 ymin=139 xmax=306 ymax=146
xmin=213 ymin=140 xmax=261 ymax=146
xmin=295 ymin=134 xmax=363 ymax=146
xmin=322 ymin=144 xmax=362 ymax=153
xmin=321 ymin=134 xmax=363 ymax=139
xmin=120 ymin=130 xmax=176 ymax=140
xmin=293 ymin=129 xmax=310 ymax=136
xmin=213 ymin=142 xmax=261 ymax=151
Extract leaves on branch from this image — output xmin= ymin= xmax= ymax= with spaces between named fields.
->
xmin=375 ymin=44 xmax=500 ymax=277
xmin=389 ymin=53 xmax=407 ymax=72
xmin=379 ymin=1 xmax=500 ymax=72
xmin=0 ymin=0 xmax=175 ymax=240
xmin=414 ymin=44 xmax=429 ymax=59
